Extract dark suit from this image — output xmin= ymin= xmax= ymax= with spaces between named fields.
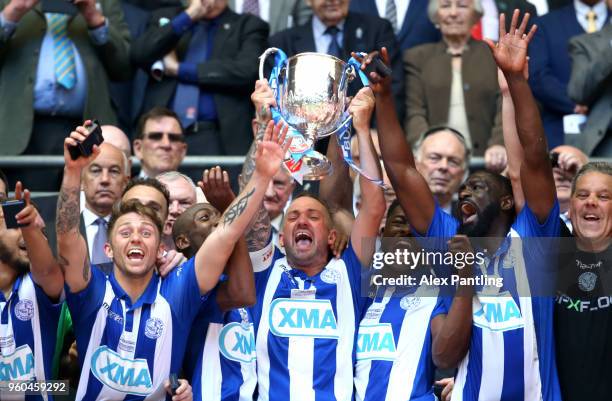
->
xmin=228 ymin=0 xmax=312 ymax=35
xmin=403 ymin=39 xmax=503 ymax=156
xmin=0 ymin=0 xmax=131 ymax=155
xmin=567 ymin=24 xmax=612 ymax=156
xmin=132 ymin=7 xmax=269 ymax=155
xmin=349 ymin=0 xmax=441 ymax=50
xmin=528 ymin=4 xmax=610 ymax=148
xmin=269 ymin=12 xmax=405 ymax=123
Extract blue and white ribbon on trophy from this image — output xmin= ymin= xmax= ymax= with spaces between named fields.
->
xmin=260 ymin=48 xmax=386 ymax=188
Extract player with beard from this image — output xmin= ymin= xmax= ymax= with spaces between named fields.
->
xmin=0 ymin=182 xmax=64 ymax=400
xmin=241 ymin=86 xmax=385 ymax=401
xmin=362 ymin=10 xmax=562 ymax=401
xmin=54 ymin=120 xmax=288 ymax=400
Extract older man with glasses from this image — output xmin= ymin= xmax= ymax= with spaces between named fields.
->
xmin=133 ymin=106 xmax=188 ymax=179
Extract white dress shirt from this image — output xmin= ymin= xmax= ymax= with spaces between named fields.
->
xmin=82 ymin=207 xmax=110 ymax=261
xmin=374 ymin=0 xmax=411 ymax=32
xmin=574 ymin=0 xmax=608 ymax=33
xmin=234 ymin=0 xmax=271 ymax=23
xmin=312 ymin=15 xmax=345 ymax=54
xmin=527 ymin=0 xmax=549 ymax=16
xmin=480 ymin=0 xmax=499 ymax=41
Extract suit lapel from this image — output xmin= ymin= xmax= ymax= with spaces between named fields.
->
xmin=296 ymin=19 xmax=317 ymax=53
xmin=343 ymin=13 xmax=367 ymax=59
xmin=211 ymin=10 xmax=234 ymax=58
xmin=398 ymin=0 xmax=422 ymax=45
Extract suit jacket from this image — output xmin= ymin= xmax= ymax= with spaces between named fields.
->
xmin=349 ymin=0 xmax=441 ymax=50
xmin=132 ymin=7 xmax=269 ymax=155
xmin=567 ymin=24 xmax=612 ymax=156
xmin=269 ymin=12 xmax=405 ymax=123
xmin=528 ymin=4 xmax=609 ymax=148
xmin=228 ymin=0 xmax=312 ymax=35
xmin=403 ymin=39 xmax=503 ymax=156
xmin=0 ymin=0 xmax=131 ymax=155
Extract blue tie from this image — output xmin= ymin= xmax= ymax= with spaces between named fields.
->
xmin=92 ymin=218 xmax=112 ymax=265
xmin=46 ymin=13 xmax=76 ymax=90
xmin=325 ymin=26 xmax=342 ymax=58
xmin=173 ymin=22 xmax=212 ymax=128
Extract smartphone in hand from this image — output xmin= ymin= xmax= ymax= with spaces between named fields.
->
xmin=68 ymin=120 xmax=104 ymax=161
xmin=2 ymin=200 xmax=26 ymax=229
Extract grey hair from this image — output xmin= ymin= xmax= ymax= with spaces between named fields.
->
xmin=413 ymin=127 xmax=471 ymax=169
xmin=428 ymin=0 xmax=484 ymax=25
xmin=571 ymin=162 xmax=612 ymax=196
xmin=156 ymin=171 xmax=197 ymax=191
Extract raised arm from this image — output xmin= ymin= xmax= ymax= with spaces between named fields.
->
xmin=56 ymin=124 xmax=101 ymax=293
xmin=347 ymin=87 xmax=385 ymax=264
xmin=199 ymin=167 xmax=256 ymax=311
xmin=356 ymin=49 xmax=436 ymax=234
xmin=486 ymin=11 xmax=555 ymax=222
xmin=14 ymin=183 xmax=64 ymax=300
xmin=319 ymin=135 xmax=353 ymax=214
xmin=194 ymin=121 xmax=289 ymax=294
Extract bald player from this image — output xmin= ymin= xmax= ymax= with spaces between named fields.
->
xmin=101 ymin=125 xmax=132 ymax=174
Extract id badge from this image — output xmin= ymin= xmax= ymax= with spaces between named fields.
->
xmin=290 ymin=288 xmax=316 ymax=299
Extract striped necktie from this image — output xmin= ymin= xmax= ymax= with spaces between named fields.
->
xmin=385 ymin=0 xmax=398 ymax=34
xmin=46 ymin=13 xmax=76 ymax=90
xmin=325 ymin=26 xmax=342 ymax=58
xmin=243 ymin=0 xmax=260 ymax=16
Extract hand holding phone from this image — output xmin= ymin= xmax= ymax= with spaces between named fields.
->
xmin=68 ymin=120 xmax=104 ymax=161
xmin=363 ymin=54 xmax=392 ymax=78
xmin=2 ymin=200 xmax=26 ymax=229
xmin=169 ymin=373 xmax=180 ymax=396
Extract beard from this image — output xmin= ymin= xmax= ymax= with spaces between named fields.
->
xmin=458 ymin=202 xmax=502 ymax=237
xmin=0 ymin=240 xmax=29 ymax=275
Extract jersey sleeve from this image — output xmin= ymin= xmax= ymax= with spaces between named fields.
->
xmin=341 ymin=242 xmax=370 ymax=315
xmin=422 ymin=204 xmax=460 ymax=239
xmin=162 ymin=257 xmax=210 ymax=323
xmin=513 ymin=201 xmax=560 ymax=238
xmin=65 ymin=266 xmax=107 ymax=326
xmin=430 ymin=296 xmax=448 ymax=320
xmin=251 ymin=240 xmax=283 ymax=294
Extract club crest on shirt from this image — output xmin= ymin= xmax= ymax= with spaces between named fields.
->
xmin=91 ymin=346 xmax=153 ymax=395
xmin=219 ymin=322 xmax=256 ymax=363
xmin=144 ymin=318 xmax=164 ymax=340
xmin=400 ymin=295 xmax=421 ymax=312
xmin=356 ymin=323 xmax=396 ymax=361
xmin=578 ymin=271 xmax=597 ymax=292
xmin=0 ymin=344 xmax=35 ymax=381
xmin=14 ymin=299 xmax=34 ymax=321
xmin=473 ymin=294 xmax=525 ymax=332
xmin=320 ymin=267 xmax=341 ymax=284
xmin=269 ymin=298 xmax=339 ymax=339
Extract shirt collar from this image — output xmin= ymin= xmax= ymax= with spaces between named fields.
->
xmin=312 ymin=15 xmax=345 ymax=40
xmin=109 ymin=271 xmax=160 ymax=310
xmin=271 ymin=213 xmax=283 ymax=233
xmin=574 ymin=0 xmax=607 ymax=18
xmin=82 ymin=207 xmax=110 ymax=227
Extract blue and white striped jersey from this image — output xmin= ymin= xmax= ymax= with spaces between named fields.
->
xmin=354 ymin=286 xmax=446 ymax=401
xmin=0 ymin=274 xmax=61 ymax=401
xmin=249 ymin=242 xmax=365 ymax=401
xmin=66 ymin=259 xmax=207 ymax=401
xmin=425 ymin=204 xmax=562 ymax=401
xmin=185 ymin=291 xmax=257 ymax=401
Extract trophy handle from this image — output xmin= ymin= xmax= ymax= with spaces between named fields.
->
xmin=323 ymin=115 xmax=353 ymax=138
xmin=258 ymin=47 xmax=281 ymax=81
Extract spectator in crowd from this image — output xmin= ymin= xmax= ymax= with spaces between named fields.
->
xmin=567 ymin=22 xmax=612 ymax=156
xmin=157 ymin=171 xmax=198 ymax=250
xmin=124 ymin=0 xmax=182 ymax=10
xmin=404 ymin=0 xmax=505 ymax=163
xmin=555 ymin=162 xmax=611 ymax=401
xmin=269 ymin=0 xmax=406 ymax=122
xmin=80 ymin=143 xmax=130 ymax=272
xmin=550 ymin=145 xmax=589 ymax=230
xmin=131 ymin=0 xmax=268 ymax=156
xmin=349 ymin=0 xmax=441 ymax=50
xmin=121 ymin=177 xmax=170 ymax=226
xmin=414 ymin=126 xmax=469 ymax=218
xmin=133 ymin=107 xmax=187 ymax=179
xmin=229 ymin=0 xmax=312 ymax=34
xmin=527 ymin=0 xmax=573 ymax=15
xmin=528 ymin=0 xmax=610 ymax=148
xmin=0 ymin=0 xmax=130 ymax=190
xmin=102 ymin=124 xmax=133 ymax=172
xmin=0 ymin=168 xmax=7 ymax=201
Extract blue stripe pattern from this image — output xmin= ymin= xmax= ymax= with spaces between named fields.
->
xmin=46 ymin=13 xmax=76 ymax=89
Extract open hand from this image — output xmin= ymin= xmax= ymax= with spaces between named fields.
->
xmin=485 ymin=10 xmax=537 ymax=76
xmin=254 ymin=121 xmax=291 ymax=178
xmin=198 ymin=166 xmax=235 ymax=212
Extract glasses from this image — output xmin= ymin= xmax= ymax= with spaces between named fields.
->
xmin=143 ymin=132 xmax=185 ymax=143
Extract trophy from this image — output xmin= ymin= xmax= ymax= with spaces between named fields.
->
xmin=259 ymin=48 xmax=369 ymax=181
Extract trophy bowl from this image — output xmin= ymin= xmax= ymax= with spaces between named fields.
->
xmin=260 ymin=49 xmax=357 ymax=180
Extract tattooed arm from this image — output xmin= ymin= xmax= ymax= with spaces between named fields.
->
xmin=194 ymin=121 xmax=289 ymax=294
xmin=56 ymin=124 xmax=101 ymax=293
xmin=239 ymin=80 xmax=277 ymax=252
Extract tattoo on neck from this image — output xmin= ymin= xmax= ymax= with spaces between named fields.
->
xmin=56 ymin=186 xmax=80 ymax=235
xmin=223 ymin=187 xmax=256 ymax=227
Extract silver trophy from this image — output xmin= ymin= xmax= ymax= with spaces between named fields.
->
xmin=259 ymin=48 xmax=361 ymax=180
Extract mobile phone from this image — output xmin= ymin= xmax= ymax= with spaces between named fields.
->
xmin=549 ymin=151 xmax=560 ymax=169
xmin=68 ymin=120 xmax=104 ymax=161
xmin=363 ymin=54 xmax=392 ymax=78
xmin=2 ymin=200 xmax=25 ymax=229
xmin=169 ymin=373 xmax=180 ymax=396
